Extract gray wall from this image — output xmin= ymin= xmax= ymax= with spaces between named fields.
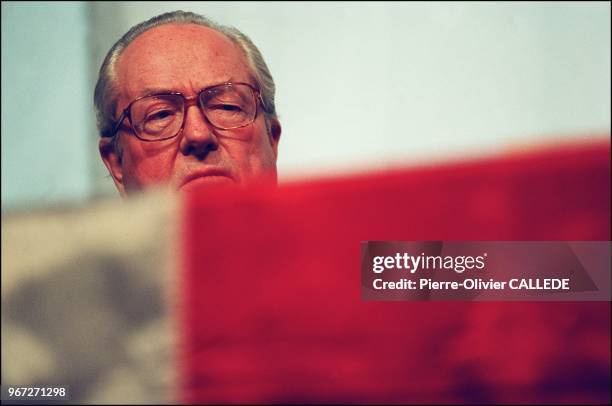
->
xmin=2 ymin=2 xmax=611 ymax=211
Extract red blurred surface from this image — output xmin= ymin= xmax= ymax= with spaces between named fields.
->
xmin=181 ymin=140 xmax=610 ymax=404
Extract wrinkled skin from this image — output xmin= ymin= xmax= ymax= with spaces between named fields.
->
xmin=99 ymin=23 xmax=281 ymax=195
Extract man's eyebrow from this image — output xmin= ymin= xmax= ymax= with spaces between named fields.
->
xmin=137 ymin=78 xmax=237 ymax=97
xmin=138 ymin=87 xmax=177 ymax=97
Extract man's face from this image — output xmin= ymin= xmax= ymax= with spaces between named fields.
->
xmin=100 ymin=24 xmax=281 ymax=195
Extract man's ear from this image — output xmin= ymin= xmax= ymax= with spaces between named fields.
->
xmin=99 ymin=137 xmax=126 ymax=196
xmin=267 ymin=117 xmax=281 ymax=160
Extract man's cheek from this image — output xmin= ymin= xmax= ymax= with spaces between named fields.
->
xmin=124 ymin=154 xmax=174 ymax=187
xmin=247 ymin=146 xmax=278 ymax=183
xmin=242 ymin=144 xmax=270 ymax=171
xmin=141 ymin=159 xmax=174 ymax=183
xmin=248 ymin=131 xmax=277 ymax=162
xmin=258 ymin=137 xmax=279 ymax=168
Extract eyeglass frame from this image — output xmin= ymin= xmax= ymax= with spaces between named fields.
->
xmin=107 ymin=82 xmax=266 ymax=142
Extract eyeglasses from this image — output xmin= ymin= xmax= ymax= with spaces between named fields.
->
xmin=110 ymin=82 xmax=264 ymax=142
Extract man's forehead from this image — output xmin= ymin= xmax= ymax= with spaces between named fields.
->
xmin=116 ymin=23 xmax=251 ymax=99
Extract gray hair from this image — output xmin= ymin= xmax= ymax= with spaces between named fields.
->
xmin=94 ymin=10 xmax=277 ymax=142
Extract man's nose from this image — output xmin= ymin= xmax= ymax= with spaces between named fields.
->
xmin=179 ymin=104 xmax=219 ymax=159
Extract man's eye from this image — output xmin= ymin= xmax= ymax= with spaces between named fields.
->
xmin=211 ymin=104 xmax=243 ymax=112
xmin=146 ymin=110 xmax=175 ymax=120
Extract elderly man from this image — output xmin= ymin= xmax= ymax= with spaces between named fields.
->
xmin=95 ymin=11 xmax=281 ymax=195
